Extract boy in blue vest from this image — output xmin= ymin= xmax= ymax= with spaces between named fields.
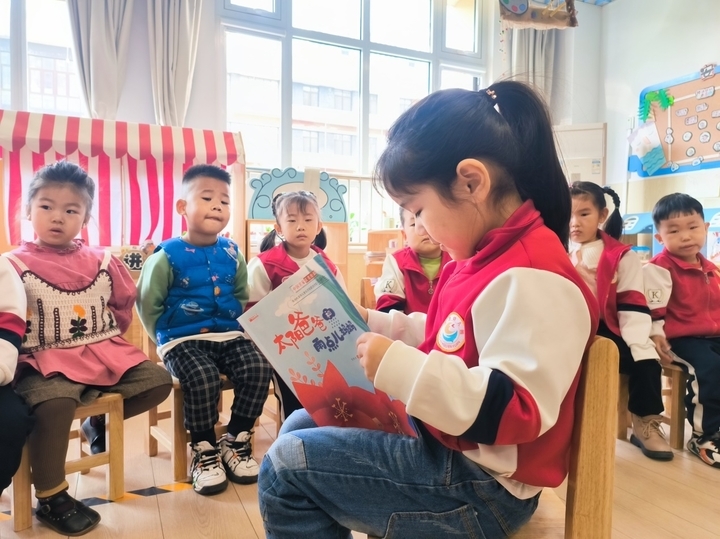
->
xmin=136 ymin=165 xmax=272 ymax=495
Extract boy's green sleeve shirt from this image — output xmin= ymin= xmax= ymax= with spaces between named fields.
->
xmin=235 ymin=253 xmax=250 ymax=309
xmin=136 ymin=251 xmax=173 ymax=344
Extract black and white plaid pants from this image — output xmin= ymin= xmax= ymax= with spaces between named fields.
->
xmin=163 ymin=337 xmax=272 ymax=433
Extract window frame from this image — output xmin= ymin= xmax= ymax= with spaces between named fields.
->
xmin=4 ymin=0 xmax=87 ymax=115
xmin=220 ymin=0 xmax=487 ymax=175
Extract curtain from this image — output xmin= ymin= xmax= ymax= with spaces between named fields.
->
xmin=147 ymin=0 xmax=203 ymax=127
xmin=67 ymin=0 xmax=135 ymax=120
xmin=507 ymin=28 xmax=557 ymax=105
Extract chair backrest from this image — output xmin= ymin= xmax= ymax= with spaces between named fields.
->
xmin=360 ymin=277 xmax=376 ymax=309
xmin=565 ymin=336 xmax=619 ymax=539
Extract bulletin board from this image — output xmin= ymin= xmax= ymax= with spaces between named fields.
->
xmin=628 ymin=63 xmax=720 ymax=177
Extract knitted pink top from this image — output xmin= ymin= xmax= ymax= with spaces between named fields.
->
xmin=7 ymin=240 xmax=147 ymax=385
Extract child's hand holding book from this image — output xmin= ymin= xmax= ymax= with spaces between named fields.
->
xmin=356 ymin=332 xmax=393 ymax=383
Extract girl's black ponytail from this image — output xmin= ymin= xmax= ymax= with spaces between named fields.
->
xmin=313 ymin=228 xmax=327 ymax=250
xmin=260 ymin=192 xmax=285 ymax=252
xmin=260 ymin=229 xmax=278 ymax=252
xmin=489 ymin=81 xmax=570 ymax=248
xmin=602 ymin=186 xmax=624 ymax=240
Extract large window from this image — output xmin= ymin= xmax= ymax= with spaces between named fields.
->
xmin=2 ymin=0 xmax=86 ymax=116
xmin=0 ymin=0 xmax=10 ymax=109
xmin=223 ymin=0 xmax=485 ymax=174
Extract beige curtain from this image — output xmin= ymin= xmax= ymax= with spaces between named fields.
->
xmin=507 ymin=28 xmax=557 ymax=104
xmin=147 ymin=0 xmax=203 ymax=126
xmin=67 ymin=0 xmax=135 ymax=120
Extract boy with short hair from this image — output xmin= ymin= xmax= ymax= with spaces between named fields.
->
xmin=136 ymin=164 xmax=272 ymax=494
xmin=644 ymin=193 xmax=720 ymax=468
xmin=374 ymin=208 xmax=451 ymax=314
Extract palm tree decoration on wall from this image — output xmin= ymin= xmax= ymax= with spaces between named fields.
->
xmin=639 ymin=89 xmax=675 ymax=123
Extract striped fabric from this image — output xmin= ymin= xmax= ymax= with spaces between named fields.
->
xmin=0 ymin=109 xmax=245 ymax=247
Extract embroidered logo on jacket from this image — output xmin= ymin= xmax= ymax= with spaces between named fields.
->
xmin=436 ymin=312 xmax=465 ymax=352
xmin=647 ymin=289 xmax=663 ymax=304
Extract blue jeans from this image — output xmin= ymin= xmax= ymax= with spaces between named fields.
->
xmin=258 ymin=410 xmax=539 ymax=539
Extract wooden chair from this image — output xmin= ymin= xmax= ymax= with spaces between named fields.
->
xmin=616 ymin=364 xmax=687 ymax=450
xmin=369 ymin=337 xmax=618 ymax=539
xmin=360 ymin=277 xmax=376 ymax=309
xmin=512 ymin=337 xmax=619 ymax=538
xmin=12 ymin=393 xmax=124 ymax=532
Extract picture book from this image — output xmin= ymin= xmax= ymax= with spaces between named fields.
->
xmin=239 ymin=255 xmax=416 ymax=437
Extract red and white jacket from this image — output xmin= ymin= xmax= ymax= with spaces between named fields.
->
xmin=368 ymin=202 xmax=597 ymax=499
xmin=374 ymin=246 xmax=451 ymax=314
xmin=570 ymin=231 xmax=658 ymax=361
xmin=643 ymin=250 xmax=720 ymax=340
xmin=0 ymin=256 xmax=27 ymax=385
xmin=246 ymin=244 xmax=344 ymax=307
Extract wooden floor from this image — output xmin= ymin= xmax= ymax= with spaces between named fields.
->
xmin=1 ymin=394 xmax=718 ymax=539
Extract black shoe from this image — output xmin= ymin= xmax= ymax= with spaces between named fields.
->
xmin=36 ymin=490 xmax=101 ymax=536
xmin=81 ymin=415 xmax=106 ymax=454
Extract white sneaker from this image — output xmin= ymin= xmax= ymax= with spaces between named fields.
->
xmin=190 ymin=441 xmax=228 ymax=495
xmin=219 ymin=432 xmax=259 ymax=484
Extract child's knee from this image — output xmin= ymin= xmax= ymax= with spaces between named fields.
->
xmin=266 ymin=433 xmax=307 ymax=473
xmin=0 ymin=401 xmax=34 ymax=439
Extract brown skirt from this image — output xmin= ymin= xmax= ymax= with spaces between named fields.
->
xmin=14 ymin=361 xmax=172 ymax=409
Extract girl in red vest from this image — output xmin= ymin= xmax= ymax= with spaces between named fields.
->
xmin=258 ymin=83 xmax=598 ymax=539
xmin=569 ymin=181 xmax=671 ymax=460
xmin=247 ymin=191 xmax=344 ymax=422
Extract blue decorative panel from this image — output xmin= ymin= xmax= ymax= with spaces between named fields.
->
xmin=247 ymin=168 xmax=348 ymax=223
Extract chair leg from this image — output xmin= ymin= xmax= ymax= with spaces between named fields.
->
xmin=172 ymin=387 xmax=188 ymax=482
xmin=617 ymin=374 xmax=630 ymax=441
xmin=107 ymin=397 xmax=125 ymax=501
xmin=78 ymin=417 xmax=91 ymax=475
xmin=146 ymin=406 xmax=159 ymax=457
xmin=11 ymin=444 xmax=32 ymax=532
xmin=668 ymin=369 xmax=686 ymax=450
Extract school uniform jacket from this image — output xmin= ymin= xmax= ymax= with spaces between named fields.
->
xmin=571 ymin=231 xmax=658 ymax=361
xmin=374 ymin=247 xmax=451 ymax=314
xmin=246 ymin=244 xmax=341 ymax=307
xmin=643 ymin=250 xmax=720 ymax=340
xmin=367 ymin=201 xmax=598 ymax=499
xmin=0 ymin=256 xmax=26 ymax=385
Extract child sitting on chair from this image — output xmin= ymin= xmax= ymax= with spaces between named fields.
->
xmin=374 ymin=208 xmax=451 ymax=314
xmin=6 ymin=161 xmax=172 ymax=536
xmin=644 ymin=193 xmax=720 ymax=468
xmin=0 ymin=256 xmax=33 ymax=498
xmin=247 ymin=190 xmax=344 ymax=423
xmin=569 ymin=181 xmax=671 ymax=461
xmin=136 ymin=164 xmax=272 ymax=496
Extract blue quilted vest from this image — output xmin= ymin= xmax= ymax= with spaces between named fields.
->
xmin=155 ymin=237 xmax=244 ymax=345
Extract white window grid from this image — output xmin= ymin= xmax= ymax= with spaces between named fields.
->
xmin=220 ymin=0 xmax=488 ymax=176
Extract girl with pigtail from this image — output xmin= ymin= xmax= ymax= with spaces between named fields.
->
xmin=569 ymin=181 xmax=672 ymax=461
xmin=246 ymin=190 xmax=345 ymax=422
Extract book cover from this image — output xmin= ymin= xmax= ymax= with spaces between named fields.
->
xmin=240 ymin=255 xmax=416 ymax=436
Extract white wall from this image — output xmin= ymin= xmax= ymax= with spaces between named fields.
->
xmin=599 ymin=0 xmax=720 ymax=211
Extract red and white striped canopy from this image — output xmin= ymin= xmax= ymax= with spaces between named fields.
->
xmin=0 ymin=110 xmax=244 ymax=165
xmin=0 ymin=110 xmax=245 ymax=247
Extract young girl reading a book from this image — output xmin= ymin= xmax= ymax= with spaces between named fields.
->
xmin=6 ymin=161 xmax=172 ymax=536
xmin=246 ymin=191 xmax=345 ymax=421
xmin=257 ymin=83 xmax=598 ymax=539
